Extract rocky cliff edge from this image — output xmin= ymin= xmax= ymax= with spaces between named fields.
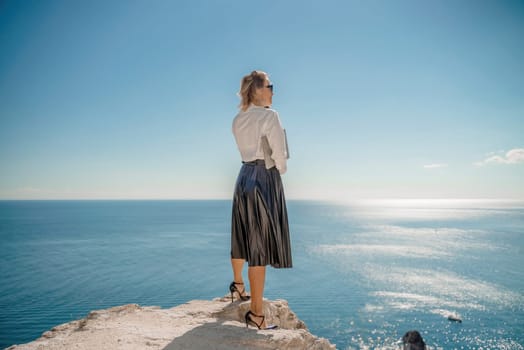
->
xmin=7 ymin=297 xmax=336 ymax=350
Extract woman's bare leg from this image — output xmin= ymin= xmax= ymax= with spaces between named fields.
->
xmin=248 ymin=265 xmax=267 ymax=328
xmin=231 ymin=258 xmax=249 ymax=297
xmin=231 ymin=258 xmax=245 ymax=283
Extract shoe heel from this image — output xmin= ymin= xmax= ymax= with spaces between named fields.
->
xmin=245 ymin=310 xmax=256 ymax=329
xmin=245 ymin=310 xmax=264 ymax=330
xmin=229 ymin=282 xmax=236 ymax=303
xmin=229 ymin=281 xmax=250 ymax=302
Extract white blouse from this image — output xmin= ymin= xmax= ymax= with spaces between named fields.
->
xmin=232 ymin=105 xmax=289 ymax=174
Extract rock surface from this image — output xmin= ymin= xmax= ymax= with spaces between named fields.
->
xmin=7 ymin=297 xmax=335 ymax=350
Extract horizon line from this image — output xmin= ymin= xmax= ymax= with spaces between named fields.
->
xmin=1 ymin=197 xmax=523 ymax=202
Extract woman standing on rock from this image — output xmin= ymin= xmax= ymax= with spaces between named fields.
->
xmin=229 ymin=70 xmax=292 ymax=330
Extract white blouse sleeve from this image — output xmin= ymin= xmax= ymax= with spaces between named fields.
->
xmin=266 ymin=112 xmax=288 ymax=174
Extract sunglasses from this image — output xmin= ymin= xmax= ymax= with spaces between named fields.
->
xmin=265 ymin=84 xmax=274 ymax=92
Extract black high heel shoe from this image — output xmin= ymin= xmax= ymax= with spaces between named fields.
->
xmin=229 ymin=281 xmax=250 ymax=303
xmin=245 ymin=310 xmax=278 ymax=330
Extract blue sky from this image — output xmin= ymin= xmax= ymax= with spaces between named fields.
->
xmin=1 ymin=0 xmax=523 ymax=200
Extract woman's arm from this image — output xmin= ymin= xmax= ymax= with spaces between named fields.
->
xmin=266 ymin=112 xmax=288 ymax=174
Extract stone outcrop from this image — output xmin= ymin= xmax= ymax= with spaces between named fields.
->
xmin=7 ymin=297 xmax=335 ymax=350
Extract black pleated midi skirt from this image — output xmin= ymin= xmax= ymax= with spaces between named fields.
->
xmin=231 ymin=160 xmax=292 ymax=268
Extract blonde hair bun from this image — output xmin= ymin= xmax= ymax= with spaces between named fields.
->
xmin=238 ymin=70 xmax=268 ymax=111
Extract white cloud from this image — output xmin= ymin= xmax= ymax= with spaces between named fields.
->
xmin=423 ymin=163 xmax=448 ymax=169
xmin=474 ymin=148 xmax=524 ymax=166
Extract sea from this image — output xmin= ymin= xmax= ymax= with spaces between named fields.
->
xmin=0 ymin=199 xmax=523 ymax=349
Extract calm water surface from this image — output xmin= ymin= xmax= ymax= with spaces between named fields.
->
xmin=0 ymin=199 xmax=523 ymax=349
